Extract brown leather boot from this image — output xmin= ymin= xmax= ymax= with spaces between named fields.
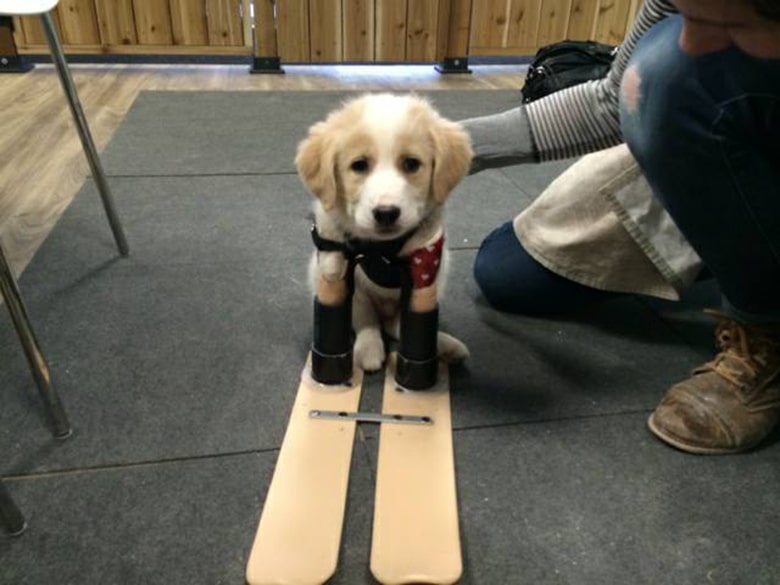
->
xmin=648 ymin=310 xmax=780 ymax=454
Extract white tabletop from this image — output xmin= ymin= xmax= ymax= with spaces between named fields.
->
xmin=0 ymin=0 xmax=59 ymax=16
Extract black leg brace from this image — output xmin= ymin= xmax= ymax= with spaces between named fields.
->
xmin=311 ymin=258 xmax=355 ymax=385
xmin=395 ymin=270 xmax=439 ymax=391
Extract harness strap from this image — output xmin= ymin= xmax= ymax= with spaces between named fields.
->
xmin=310 ymin=223 xmax=442 ymax=291
xmin=310 ymin=224 xmax=353 ymax=255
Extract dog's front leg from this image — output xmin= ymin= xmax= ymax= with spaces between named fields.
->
xmin=352 ymin=275 xmax=385 ymax=373
xmin=312 ymin=250 xmax=349 ymax=304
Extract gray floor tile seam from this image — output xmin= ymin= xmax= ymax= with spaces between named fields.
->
xmin=18 ymin=247 xmax=478 ymax=286
xmin=496 ymin=168 xmax=547 ymax=201
xmin=355 ymin=408 xmax=655 ymax=447
xmin=98 ymin=170 xmax=298 ymax=180
xmin=1 ymin=446 xmax=281 ymax=483
xmin=18 ymin=256 xmax=299 ymax=283
xmin=449 ymin=407 xmax=654 ymax=436
xmin=448 ymin=246 xmax=481 ymax=252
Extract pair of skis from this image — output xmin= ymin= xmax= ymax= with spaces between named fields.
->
xmin=246 ymin=248 xmax=461 ymax=584
xmin=245 ymin=355 xmax=460 ymax=585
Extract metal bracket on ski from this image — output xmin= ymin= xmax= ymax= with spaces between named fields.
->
xmin=310 ymin=410 xmax=434 ymax=426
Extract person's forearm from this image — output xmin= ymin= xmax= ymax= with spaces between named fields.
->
xmin=460 ymin=106 xmax=538 ymax=173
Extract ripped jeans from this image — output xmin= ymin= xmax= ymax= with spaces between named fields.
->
xmin=620 ymin=15 xmax=780 ymax=323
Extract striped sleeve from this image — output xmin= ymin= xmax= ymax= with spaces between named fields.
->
xmin=526 ymin=0 xmax=677 ymax=161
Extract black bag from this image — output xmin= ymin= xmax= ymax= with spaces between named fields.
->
xmin=521 ymin=40 xmax=618 ymax=104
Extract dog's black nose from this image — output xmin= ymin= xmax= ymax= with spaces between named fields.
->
xmin=373 ymin=205 xmax=401 ymax=227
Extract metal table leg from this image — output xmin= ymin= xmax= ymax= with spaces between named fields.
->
xmin=0 ymin=481 xmax=26 ymax=536
xmin=40 ymin=12 xmax=129 ymax=258
xmin=0 ymin=242 xmax=71 ymax=439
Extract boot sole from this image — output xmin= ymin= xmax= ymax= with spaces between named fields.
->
xmin=646 ymin=413 xmax=748 ymax=455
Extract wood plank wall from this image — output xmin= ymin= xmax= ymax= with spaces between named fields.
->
xmin=266 ymin=0 xmax=640 ymax=63
xmin=13 ymin=0 xmax=250 ymax=54
xmin=12 ymin=0 xmax=642 ymax=60
xmin=272 ymin=0 xmax=465 ymax=63
xmin=469 ymin=0 xmax=643 ymax=55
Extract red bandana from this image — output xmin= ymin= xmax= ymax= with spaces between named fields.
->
xmin=405 ymin=234 xmax=445 ymax=289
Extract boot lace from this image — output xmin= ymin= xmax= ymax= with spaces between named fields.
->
xmin=696 ymin=309 xmax=780 ymax=395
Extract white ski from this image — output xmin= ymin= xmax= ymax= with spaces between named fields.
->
xmin=370 ymin=353 xmax=462 ymax=585
xmin=246 ymin=357 xmax=364 ymax=585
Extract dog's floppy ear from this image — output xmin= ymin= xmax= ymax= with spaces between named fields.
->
xmin=430 ymin=118 xmax=473 ymax=204
xmin=295 ymin=121 xmax=338 ymax=210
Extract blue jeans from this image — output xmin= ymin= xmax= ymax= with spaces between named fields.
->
xmin=622 ymin=15 xmax=780 ymax=322
xmin=476 ymin=15 xmax=780 ymax=322
xmin=473 ymin=222 xmax=616 ymax=314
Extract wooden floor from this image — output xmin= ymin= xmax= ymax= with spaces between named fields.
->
xmin=0 ymin=62 xmax=524 ymax=276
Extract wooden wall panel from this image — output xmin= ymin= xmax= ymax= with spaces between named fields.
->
xmin=15 ymin=15 xmax=50 ymax=45
xmin=468 ymin=0 xmax=507 ymax=49
xmin=376 ymin=0 xmax=407 ymax=62
xmin=535 ymin=0 xmax=572 ymax=47
xmin=133 ymin=0 xmax=174 ymax=45
xmin=435 ymin=0 xmax=449 ymax=59
xmin=206 ymin=0 xmax=244 ymax=46
xmin=469 ymin=0 xmax=541 ymax=51
xmin=566 ymin=0 xmax=598 ymax=39
xmin=406 ymin=0 xmax=439 ymax=62
xmin=12 ymin=0 xmax=640 ymax=59
xmin=58 ymin=0 xmax=100 ymax=45
xmin=242 ymin=0 xmax=253 ymax=46
xmin=592 ymin=0 xmax=630 ymax=44
xmin=436 ymin=0 xmax=471 ymax=58
xmin=170 ymin=0 xmax=209 ymax=45
xmin=277 ymin=0 xmax=310 ymax=62
xmin=254 ymin=0 xmax=279 ymax=56
xmin=505 ymin=0 xmax=542 ymax=49
xmin=627 ymin=0 xmax=643 ymax=28
xmin=470 ymin=0 xmax=635 ymax=55
xmin=95 ymin=0 xmax=137 ymax=46
xmin=310 ymin=0 xmax=343 ymax=61
xmin=1 ymin=19 xmax=16 ymax=54
xmin=343 ymin=0 xmax=374 ymax=61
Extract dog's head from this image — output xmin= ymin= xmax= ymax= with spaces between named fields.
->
xmin=295 ymin=94 xmax=473 ymax=240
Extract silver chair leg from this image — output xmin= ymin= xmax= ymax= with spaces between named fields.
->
xmin=0 ymin=481 xmax=26 ymax=536
xmin=0 ymin=242 xmax=71 ymax=439
xmin=40 ymin=12 xmax=129 ymax=257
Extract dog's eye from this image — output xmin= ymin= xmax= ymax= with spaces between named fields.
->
xmin=350 ymin=158 xmax=369 ymax=174
xmin=402 ymin=157 xmax=421 ymax=173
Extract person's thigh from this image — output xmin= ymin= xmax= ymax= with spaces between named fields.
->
xmin=620 ymin=15 xmax=780 ymax=320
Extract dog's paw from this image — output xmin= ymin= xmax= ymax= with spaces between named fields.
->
xmin=354 ymin=330 xmax=386 ymax=372
xmin=437 ymin=332 xmax=470 ymax=363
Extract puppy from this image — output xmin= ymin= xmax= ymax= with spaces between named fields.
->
xmin=296 ymin=93 xmax=473 ymax=372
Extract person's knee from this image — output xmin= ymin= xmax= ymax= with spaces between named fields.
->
xmin=473 ymin=222 xmax=516 ymax=310
xmin=474 ymin=221 xmax=617 ymax=315
xmin=473 ymin=221 xmax=554 ymax=314
xmin=621 ymin=64 xmax=642 ymax=115
xmin=618 ymin=17 xmax=700 ymax=168
xmin=474 ymin=258 xmax=524 ymax=314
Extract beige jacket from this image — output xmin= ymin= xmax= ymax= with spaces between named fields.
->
xmin=514 ymin=144 xmax=702 ymax=301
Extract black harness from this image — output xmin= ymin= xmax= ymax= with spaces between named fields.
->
xmin=311 ymin=224 xmax=416 ymax=289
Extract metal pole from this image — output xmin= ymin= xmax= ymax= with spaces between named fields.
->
xmin=40 ymin=12 xmax=129 ymax=257
xmin=0 ymin=242 xmax=71 ymax=439
xmin=0 ymin=481 xmax=26 ymax=536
